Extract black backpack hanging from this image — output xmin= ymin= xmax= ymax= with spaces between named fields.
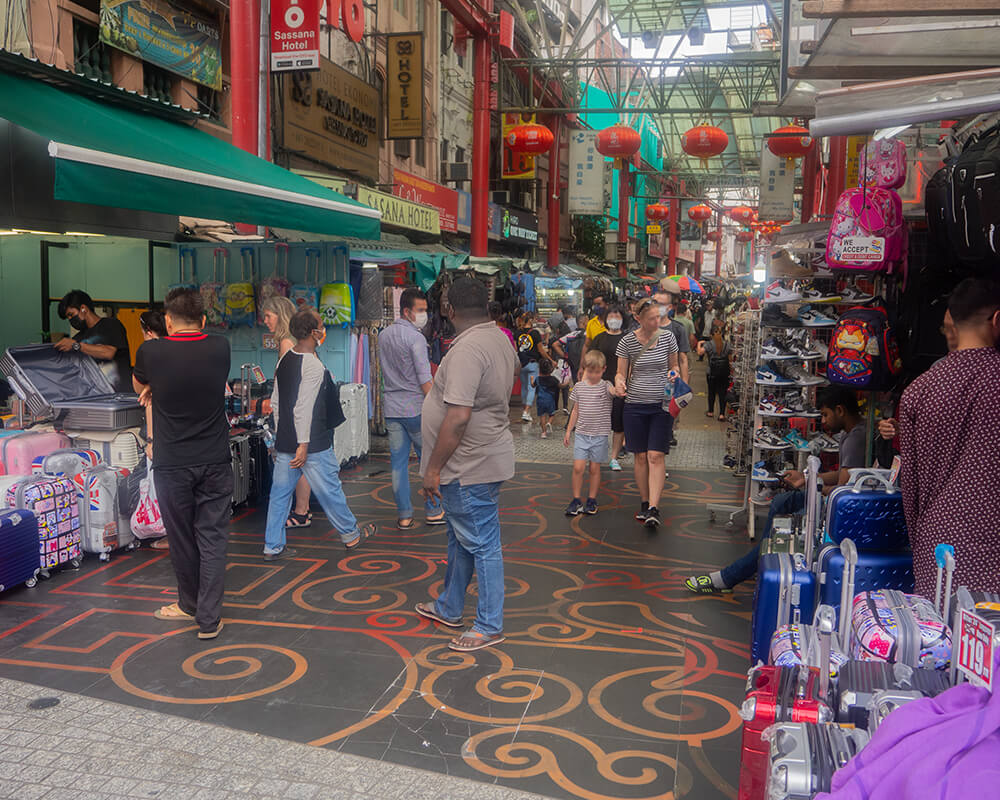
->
xmin=947 ymin=128 xmax=1000 ymax=266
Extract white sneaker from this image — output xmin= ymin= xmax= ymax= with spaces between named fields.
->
xmin=764 ymin=280 xmax=802 ymax=304
xmin=783 ymin=364 xmax=828 ymax=386
xmin=800 ymin=285 xmax=842 ymax=304
xmin=797 ymin=305 xmax=837 ymax=327
xmin=840 ymin=286 xmax=874 ymax=304
xmin=609 ymin=458 xmax=622 ymax=472
xmin=521 ymin=411 xmax=532 ymax=422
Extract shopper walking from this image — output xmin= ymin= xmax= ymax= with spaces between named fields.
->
xmin=563 ymin=350 xmax=615 ymax=516
xmin=516 ymin=313 xmax=553 ymax=424
xmin=262 ymin=296 xmax=314 ymax=530
xmin=378 ymin=289 xmax=445 ymax=530
xmin=698 ymin=319 xmax=731 ymax=421
xmin=416 ymin=277 xmax=518 ymax=652
xmin=134 ymin=289 xmax=232 ymax=640
xmin=898 ymin=278 xmax=1000 ymax=598
xmin=589 ymin=305 xmax=627 ymax=470
xmin=56 ymin=289 xmax=132 ymax=392
xmin=264 ymin=309 xmax=377 ymax=559
xmin=614 ymin=297 xmax=679 ymax=529
xmin=489 ymin=302 xmax=516 ymax=350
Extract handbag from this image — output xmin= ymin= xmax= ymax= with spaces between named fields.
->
xmin=130 ymin=469 xmax=165 ymax=539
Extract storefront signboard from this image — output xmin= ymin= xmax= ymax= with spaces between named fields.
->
xmin=489 ymin=205 xmax=537 ymax=245
xmin=99 ymin=0 xmax=222 ymax=89
xmin=281 ymin=59 xmax=380 ymax=182
xmin=456 ymin=189 xmax=472 ymax=233
xmin=270 ymin=0 xmax=320 ymax=71
xmin=646 ymin=224 xmax=661 ymax=235
xmin=759 ymin=145 xmax=795 ymax=223
xmin=393 ymin=169 xmax=458 ymax=233
xmin=568 ymin=130 xmax=603 ymax=215
xmin=386 ymin=33 xmax=424 ymax=140
xmin=356 ymin=185 xmax=439 ymax=236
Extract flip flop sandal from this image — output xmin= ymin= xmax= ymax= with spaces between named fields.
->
xmin=448 ymin=629 xmax=506 ymax=652
xmin=345 ymin=523 xmax=377 ymax=550
xmin=397 ymin=519 xmax=416 ymax=530
xmin=414 ymin=602 xmax=463 ymax=628
xmin=425 ymin=514 xmax=446 ymax=526
xmin=684 ymin=575 xmax=732 ymax=594
xmin=150 ymin=538 xmax=170 ymax=550
xmin=286 ymin=512 xmax=312 ymax=529
xmin=154 ymin=602 xmax=193 ymax=620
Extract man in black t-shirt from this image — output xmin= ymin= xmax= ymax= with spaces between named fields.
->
xmin=55 ymin=289 xmax=132 ymax=392
xmin=133 ymin=288 xmax=232 ymax=640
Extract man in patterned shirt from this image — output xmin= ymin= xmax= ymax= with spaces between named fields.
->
xmin=899 ymin=278 xmax=1000 ymax=598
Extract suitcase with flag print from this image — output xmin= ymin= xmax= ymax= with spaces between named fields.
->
xmin=31 ymin=448 xmax=101 ymax=477
xmin=0 ymin=507 xmax=40 ymax=591
xmin=5 ymin=475 xmax=82 ymax=573
xmin=73 ymin=465 xmax=136 ymax=560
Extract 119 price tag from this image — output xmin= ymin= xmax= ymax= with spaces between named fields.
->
xmin=957 ymin=609 xmax=995 ymax=690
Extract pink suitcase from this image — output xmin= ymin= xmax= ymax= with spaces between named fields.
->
xmin=5 ymin=475 xmax=82 ymax=572
xmin=1 ymin=432 xmax=70 ymax=476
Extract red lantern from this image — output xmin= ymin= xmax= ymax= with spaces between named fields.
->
xmin=688 ymin=203 xmax=712 ymax=223
xmin=706 ymin=230 xmax=722 ymax=243
xmin=505 ymin=124 xmax=554 ymax=154
xmin=681 ymin=125 xmax=729 ymax=166
xmin=646 ymin=203 xmax=669 ymax=221
xmin=768 ymin=125 xmax=814 ymax=166
xmin=595 ymin=125 xmax=641 ymax=157
xmin=735 ymin=230 xmax=754 ymax=243
xmin=729 ymin=206 xmax=755 ymax=224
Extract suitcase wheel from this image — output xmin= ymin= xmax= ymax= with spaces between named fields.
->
xmin=70 ymin=558 xmax=81 ymax=569
xmin=25 ymin=575 xmax=37 ymax=589
xmin=99 ymin=553 xmax=110 ymax=562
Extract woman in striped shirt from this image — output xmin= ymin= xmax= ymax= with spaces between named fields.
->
xmin=614 ymin=297 xmax=679 ymax=529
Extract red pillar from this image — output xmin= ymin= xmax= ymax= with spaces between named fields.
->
xmin=471 ymin=35 xmax=491 ymax=258
xmin=547 ymin=116 xmax=562 ymax=269
xmin=666 ymin=198 xmax=678 ymax=276
xmin=801 ymin=145 xmax=819 ymax=223
xmin=617 ymin=160 xmax=630 ymax=278
xmin=230 ymin=0 xmax=259 ymax=156
xmin=824 ymin=136 xmax=848 ymax=217
xmin=714 ymin=214 xmax=723 ymax=276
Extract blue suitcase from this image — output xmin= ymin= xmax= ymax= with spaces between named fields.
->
xmin=817 ymin=544 xmax=914 ymax=617
xmin=824 ymin=469 xmax=909 ymax=551
xmin=0 ymin=508 xmax=39 ymax=591
xmin=752 ymin=550 xmax=817 ymax=665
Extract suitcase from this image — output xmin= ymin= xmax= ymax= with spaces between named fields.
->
xmin=1 ymin=345 xmax=143 ymax=430
xmin=31 ymin=448 xmax=101 ymax=476
xmin=1 ymin=431 xmax=70 ymax=476
xmin=66 ymin=429 xmax=143 ymax=470
xmin=850 ymin=589 xmax=952 ymax=669
xmin=230 ymin=434 xmax=250 ymax=507
xmin=0 ymin=508 xmax=40 ymax=591
xmin=836 ymin=660 xmax=951 ymax=729
xmin=770 ymin=606 xmax=851 ymax=678
xmin=73 ymin=465 xmax=135 ymax=559
xmin=816 ymin=545 xmax=914 ymax=616
xmin=764 ymin=722 xmax=870 ymax=799
xmin=119 ymin=457 xmax=147 ymax=521
xmin=737 ymin=662 xmax=834 ymax=800
xmin=5 ymin=475 xmax=82 ymax=572
xmin=867 ymin=688 xmax=927 ymax=733
xmin=824 ymin=469 xmax=908 ymax=551
xmin=333 ymin=383 xmax=369 ymax=468
xmin=246 ymin=429 xmax=272 ymax=502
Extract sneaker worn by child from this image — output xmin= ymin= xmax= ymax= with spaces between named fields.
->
xmin=565 ymin=498 xmax=583 ymax=516
xmin=584 ymin=498 xmax=598 ymax=515
xmin=644 ymin=507 xmax=661 ymax=529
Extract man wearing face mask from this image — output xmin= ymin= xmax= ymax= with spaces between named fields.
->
xmin=378 ymin=289 xmax=445 ymax=530
xmin=263 ymin=309 xmax=377 ymax=560
xmin=585 ymin=295 xmax=608 ymax=341
xmin=55 ymin=289 xmax=132 ymax=392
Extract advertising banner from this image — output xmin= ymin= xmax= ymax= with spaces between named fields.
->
xmin=679 ymin=200 xmax=703 ymax=251
xmin=502 ymin=113 xmax=536 ymax=180
xmin=357 ymin=186 xmax=439 ymax=236
xmin=386 ymin=33 xmax=424 ymax=140
xmin=489 ymin=205 xmax=538 ymax=245
xmin=759 ymin=145 xmax=795 ymax=223
xmin=100 ymin=0 xmax=221 ymax=89
xmin=270 ymin=0 xmax=320 ymax=72
xmin=393 ymin=169 xmax=458 ymax=233
xmin=568 ymin=130 xmax=604 ymax=215
xmin=456 ymin=189 xmax=472 ymax=233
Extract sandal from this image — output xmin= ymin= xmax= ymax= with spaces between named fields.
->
xmin=448 ymin=629 xmax=506 ymax=652
xmin=154 ymin=602 xmax=193 ymax=620
xmin=414 ymin=602 xmax=463 ymax=628
xmin=345 ymin=523 xmax=377 ymax=550
xmin=150 ymin=538 xmax=170 ymax=550
xmin=397 ymin=518 xmax=416 ymax=530
xmin=286 ymin=512 xmax=312 ymax=529
xmin=425 ymin=513 xmax=446 ymax=526
xmin=718 ymin=414 xmax=725 ymax=422
xmin=705 ymin=411 xmax=714 ymax=418
xmin=684 ymin=575 xmax=732 ymax=594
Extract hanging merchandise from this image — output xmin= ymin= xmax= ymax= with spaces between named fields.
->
xmin=222 ymin=247 xmax=258 ymax=328
xmin=290 ymin=247 xmax=322 ymax=311
xmin=827 ymin=305 xmax=902 ymax=390
xmin=863 ymin=138 xmax=907 ymax=190
xmin=201 ymin=249 xmax=227 ymax=328
xmin=171 ymin=248 xmax=198 ymax=293
xmin=826 ymin=186 xmax=905 ymax=272
xmin=320 ymin=281 xmax=355 ymax=328
xmin=356 ymin=264 xmax=384 ymax=323
xmin=131 ymin=470 xmax=165 ymax=539
xmin=946 ymin=127 xmax=1000 ymax=265
xmin=924 ymin=167 xmax=953 ymax=253
xmin=257 ymin=243 xmax=291 ymax=321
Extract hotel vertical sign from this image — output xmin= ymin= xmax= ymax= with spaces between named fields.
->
xmin=386 ymin=32 xmax=424 ymax=140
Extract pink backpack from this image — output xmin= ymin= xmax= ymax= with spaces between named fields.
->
xmin=826 ymin=186 xmax=905 ymax=272
xmin=863 ymin=138 xmax=907 ymax=190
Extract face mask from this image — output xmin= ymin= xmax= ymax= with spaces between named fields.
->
xmin=413 ymin=312 xmax=428 ymax=329
xmin=607 ymin=318 xmax=622 ymax=331
xmin=658 ymin=306 xmax=669 ymax=318
xmin=69 ymin=316 xmax=87 ymax=331
xmin=314 ymin=328 xmax=326 ymax=347
xmin=566 ymin=318 xmax=578 ymax=331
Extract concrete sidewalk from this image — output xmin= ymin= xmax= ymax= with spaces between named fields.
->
xmin=0 ymin=677 xmax=552 ymax=800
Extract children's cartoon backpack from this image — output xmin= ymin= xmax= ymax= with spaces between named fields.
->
xmin=827 ymin=306 xmax=902 ymax=390
xmin=320 ymin=282 xmax=354 ymax=328
xmin=826 ymin=186 xmax=905 ymax=272
xmin=257 ymin=243 xmax=291 ymax=325
xmin=200 ymin=248 xmax=227 ymax=329
xmin=863 ymin=138 xmax=907 ymax=190
xmin=290 ymin=247 xmax=322 ymax=311
xmin=222 ymin=247 xmax=257 ymax=328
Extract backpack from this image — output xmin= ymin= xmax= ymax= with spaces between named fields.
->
xmin=826 ymin=186 xmax=905 ymax=272
xmin=947 ymin=128 xmax=1000 ymax=266
xmin=319 ymin=282 xmax=354 ymax=328
xmin=222 ymin=247 xmax=257 ymax=328
xmin=708 ymin=343 xmax=730 ymax=377
xmin=827 ymin=306 xmax=902 ymax=390
xmin=200 ymin=248 xmax=227 ymax=329
xmin=170 ymin=248 xmax=197 ymax=293
xmin=925 ymin=165 xmax=953 ymax=254
xmin=290 ymin=247 xmax=322 ymax=311
xmin=863 ymin=138 xmax=907 ymax=190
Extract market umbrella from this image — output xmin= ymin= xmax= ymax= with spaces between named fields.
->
xmin=662 ymin=275 xmax=705 ymax=294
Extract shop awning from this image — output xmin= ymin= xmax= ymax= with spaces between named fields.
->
xmin=0 ymin=71 xmax=380 ymax=239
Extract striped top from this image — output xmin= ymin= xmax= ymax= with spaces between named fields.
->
xmin=615 ymin=329 xmax=679 ymax=405
xmin=570 ymin=379 xmax=614 ymax=436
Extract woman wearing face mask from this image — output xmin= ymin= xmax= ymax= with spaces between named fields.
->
xmin=588 ymin=306 xmax=628 ymax=470
xmin=614 ymin=298 xmax=680 ymax=528
xmin=262 ymin=296 xmax=315 ymax=530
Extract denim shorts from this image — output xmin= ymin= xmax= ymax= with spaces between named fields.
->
xmin=536 ymin=391 xmax=556 ymax=417
xmin=623 ymin=403 xmax=673 ymax=454
xmin=574 ymin=433 xmax=609 ymax=463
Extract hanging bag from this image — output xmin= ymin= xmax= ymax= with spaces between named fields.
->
xmin=257 ymin=243 xmax=291 ymax=324
xmin=130 ymin=468 xmax=165 ymax=539
xmin=201 ymin=248 xmax=227 ymax=329
xmin=223 ymin=247 xmax=257 ymax=328
xmin=290 ymin=247 xmax=322 ymax=311
xmin=169 ymin=248 xmax=197 ymax=293
xmin=863 ymin=137 xmax=908 ymax=190
xmin=320 ymin=281 xmax=355 ymax=329
xmin=827 ymin=305 xmax=902 ymax=390
xmin=826 ymin=185 xmax=905 ymax=272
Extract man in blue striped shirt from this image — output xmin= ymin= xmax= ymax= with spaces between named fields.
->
xmin=378 ymin=289 xmax=445 ymax=530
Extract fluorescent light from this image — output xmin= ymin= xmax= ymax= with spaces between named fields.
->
xmin=851 ymin=19 xmax=1000 ymax=36
xmin=63 ymin=231 xmax=105 ymax=237
xmin=11 ymin=229 xmax=61 ymax=235
xmin=874 ymin=125 xmax=912 ymax=141
xmin=753 ymin=267 xmax=767 ymax=283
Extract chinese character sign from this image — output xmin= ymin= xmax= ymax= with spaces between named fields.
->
xmin=568 ymin=130 xmax=604 ymax=215
xmin=759 ymin=145 xmax=795 ymax=223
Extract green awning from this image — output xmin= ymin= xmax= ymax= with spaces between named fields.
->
xmin=0 ymin=71 xmax=380 ymax=239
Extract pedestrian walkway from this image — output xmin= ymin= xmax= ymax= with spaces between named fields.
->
xmin=0 ymin=459 xmax=754 ymax=800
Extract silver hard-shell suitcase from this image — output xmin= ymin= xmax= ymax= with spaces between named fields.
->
xmin=765 ymin=722 xmax=870 ymax=799
xmin=333 ymin=383 xmax=369 ymax=468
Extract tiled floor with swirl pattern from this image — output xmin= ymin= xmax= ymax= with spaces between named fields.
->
xmin=0 ymin=457 xmax=756 ymax=800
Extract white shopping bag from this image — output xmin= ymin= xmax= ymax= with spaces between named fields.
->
xmin=130 ymin=469 xmax=166 ymax=539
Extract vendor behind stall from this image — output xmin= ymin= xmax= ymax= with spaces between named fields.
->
xmin=55 ymin=290 xmax=132 ymax=392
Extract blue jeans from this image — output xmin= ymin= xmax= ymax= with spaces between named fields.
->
xmin=433 ymin=481 xmax=504 ymax=636
xmin=720 ymin=490 xmax=805 ymax=588
xmin=520 ymin=362 xmax=539 ymax=408
xmin=386 ymin=416 xmax=442 ymax=520
xmin=264 ymin=447 xmax=360 ymax=553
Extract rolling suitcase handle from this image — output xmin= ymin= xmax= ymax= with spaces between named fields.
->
xmin=816 ymin=604 xmax=836 ymax=699
xmin=838 ymin=538 xmax=858 ymax=647
xmin=934 ymin=543 xmax=956 ymax=621
xmin=803 ymin=455 xmax=821 ymax=567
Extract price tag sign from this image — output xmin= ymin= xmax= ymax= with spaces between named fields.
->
xmin=957 ymin=609 xmax=995 ymax=690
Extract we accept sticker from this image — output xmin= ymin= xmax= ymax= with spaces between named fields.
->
xmin=840 ymin=236 xmax=886 ymax=263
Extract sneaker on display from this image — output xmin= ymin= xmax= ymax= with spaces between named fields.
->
xmin=771 ymin=249 xmax=813 ymax=278
xmin=783 ymin=363 xmax=828 ymax=386
xmin=756 ymin=365 xmax=796 ymax=386
xmin=783 ymin=429 xmax=811 ymax=450
xmin=759 ymin=395 xmax=796 ymax=416
xmin=799 ymin=283 xmax=842 ymax=304
xmin=785 ymin=338 xmax=821 ymax=360
xmin=762 ymin=307 xmax=802 ymax=328
xmin=809 ymin=339 xmax=829 ymax=359
xmin=839 ymin=285 xmax=874 ymax=304
xmin=764 ymin=280 xmax=803 ymax=304
xmin=755 ymin=426 xmax=789 ymax=449
xmin=786 ymin=395 xmax=822 ymax=417
xmin=752 ymin=461 xmax=780 ymax=483
xmin=798 ymin=305 xmax=837 ymax=327
xmin=761 ymin=338 xmax=796 ymax=360
xmin=810 ymin=432 xmax=840 ymax=452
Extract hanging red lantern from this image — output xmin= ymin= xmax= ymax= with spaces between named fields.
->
xmin=505 ymin=124 xmax=554 ymax=154
xmin=768 ymin=124 xmax=814 ymax=168
xmin=595 ymin=125 xmax=641 ymax=157
xmin=646 ymin=203 xmax=669 ymax=221
xmin=681 ymin=125 xmax=729 ymax=167
xmin=735 ymin=230 xmax=754 ymax=243
xmin=729 ymin=206 xmax=755 ymax=224
xmin=688 ymin=203 xmax=712 ymax=222
xmin=705 ymin=230 xmax=722 ymax=243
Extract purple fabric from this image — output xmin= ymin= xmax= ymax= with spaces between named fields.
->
xmin=817 ymin=650 xmax=1000 ymax=800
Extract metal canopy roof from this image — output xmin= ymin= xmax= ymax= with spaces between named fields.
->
xmin=607 ymin=0 xmax=779 ymax=37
